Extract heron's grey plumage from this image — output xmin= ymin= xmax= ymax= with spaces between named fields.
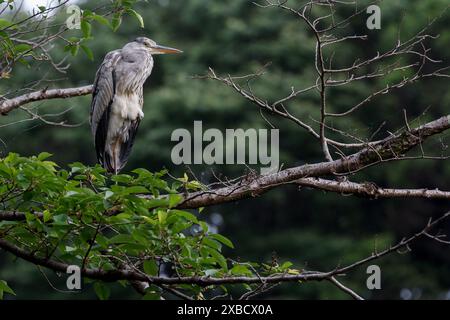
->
xmin=90 ymin=38 xmax=168 ymax=174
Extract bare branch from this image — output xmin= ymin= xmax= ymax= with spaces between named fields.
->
xmin=296 ymin=177 xmax=450 ymax=200
xmin=0 ymin=85 xmax=93 ymax=115
xmin=328 ymin=277 xmax=364 ymax=300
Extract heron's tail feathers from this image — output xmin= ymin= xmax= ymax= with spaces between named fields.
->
xmin=95 ymin=119 xmax=141 ymax=175
xmin=103 ymin=151 xmax=122 ymax=174
xmin=102 ymin=130 xmax=139 ymax=174
xmin=103 ymin=141 xmax=126 ymax=174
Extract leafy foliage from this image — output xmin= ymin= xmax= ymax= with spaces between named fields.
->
xmin=0 ymin=153 xmax=296 ymax=299
xmin=0 ymin=279 xmax=15 ymax=299
xmin=0 ymin=0 xmax=145 ymax=75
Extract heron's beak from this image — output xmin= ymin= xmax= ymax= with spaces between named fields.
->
xmin=152 ymin=44 xmax=183 ymax=54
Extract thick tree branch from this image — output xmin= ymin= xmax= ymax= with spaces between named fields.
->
xmin=178 ymin=115 xmax=450 ymax=208
xmin=0 ymin=85 xmax=93 ymax=115
xmin=2 ymin=176 xmax=449 ymax=223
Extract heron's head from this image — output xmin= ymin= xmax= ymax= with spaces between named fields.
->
xmin=134 ymin=37 xmax=182 ymax=55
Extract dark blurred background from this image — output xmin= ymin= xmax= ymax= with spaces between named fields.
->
xmin=0 ymin=0 xmax=449 ymax=299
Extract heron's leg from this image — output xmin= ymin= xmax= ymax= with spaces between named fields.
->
xmin=112 ymin=140 xmax=118 ymax=175
xmin=113 ymin=138 xmax=122 ymax=175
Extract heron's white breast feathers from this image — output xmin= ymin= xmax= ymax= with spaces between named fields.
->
xmin=112 ymin=94 xmax=144 ymax=121
xmin=105 ymin=93 xmax=143 ymax=158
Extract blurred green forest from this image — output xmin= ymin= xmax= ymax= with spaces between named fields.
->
xmin=0 ymin=0 xmax=449 ymax=299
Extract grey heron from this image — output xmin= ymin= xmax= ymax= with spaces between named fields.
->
xmin=90 ymin=37 xmax=181 ymax=174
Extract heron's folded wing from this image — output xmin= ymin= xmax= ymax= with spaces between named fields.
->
xmin=90 ymin=50 xmax=122 ymax=165
xmin=89 ymin=49 xmax=121 ymax=135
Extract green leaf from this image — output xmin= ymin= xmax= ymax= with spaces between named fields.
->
xmin=179 ymin=173 xmax=188 ymax=183
xmin=143 ymin=291 xmax=160 ymax=300
xmin=186 ymin=180 xmax=204 ymax=190
xmin=104 ymin=190 xmax=114 ymax=200
xmin=80 ymin=20 xmax=91 ymax=38
xmin=52 ymin=214 xmax=68 ymax=225
xmin=157 ymin=210 xmax=167 ymax=224
xmin=145 ymin=198 xmax=169 ymax=210
xmin=0 ymin=30 xmax=9 ymax=39
xmin=199 ymin=221 xmax=209 ymax=233
xmin=111 ymin=14 xmax=122 ymax=32
xmin=0 ymin=280 xmax=16 ymax=300
xmin=14 ymin=44 xmax=32 ymax=53
xmin=204 ymin=269 xmax=220 ymax=277
xmin=210 ymin=233 xmax=234 ymax=249
xmin=80 ymin=45 xmax=94 ymax=61
xmin=91 ymin=14 xmax=110 ymax=28
xmin=230 ymin=264 xmax=252 ymax=276
xmin=0 ymin=18 xmax=13 ymax=29
xmin=121 ymin=0 xmax=135 ymax=9
xmin=43 ymin=210 xmax=52 ymax=223
xmin=143 ymin=260 xmax=158 ymax=276
xmin=171 ymin=210 xmax=198 ymax=224
xmin=202 ymin=237 xmax=221 ymax=250
xmin=207 ymin=248 xmax=228 ymax=271
xmin=111 ymin=174 xmax=132 ymax=183
xmin=168 ymin=193 xmax=182 ymax=208
xmin=37 ymin=152 xmax=52 ymax=161
xmin=94 ymin=282 xmax=110 ymax=300
xmin=83 ymin=9 xmax=93 ymax=18
xmin=123 ymin=186 xmax=149 ymax=194
xmin=126 ymin=8 xmax=144 ymax=28
xmin=108 ymin=234 xmax=135 ymax=244
xmin=70 ymin=44 xmax=79 ymax=56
